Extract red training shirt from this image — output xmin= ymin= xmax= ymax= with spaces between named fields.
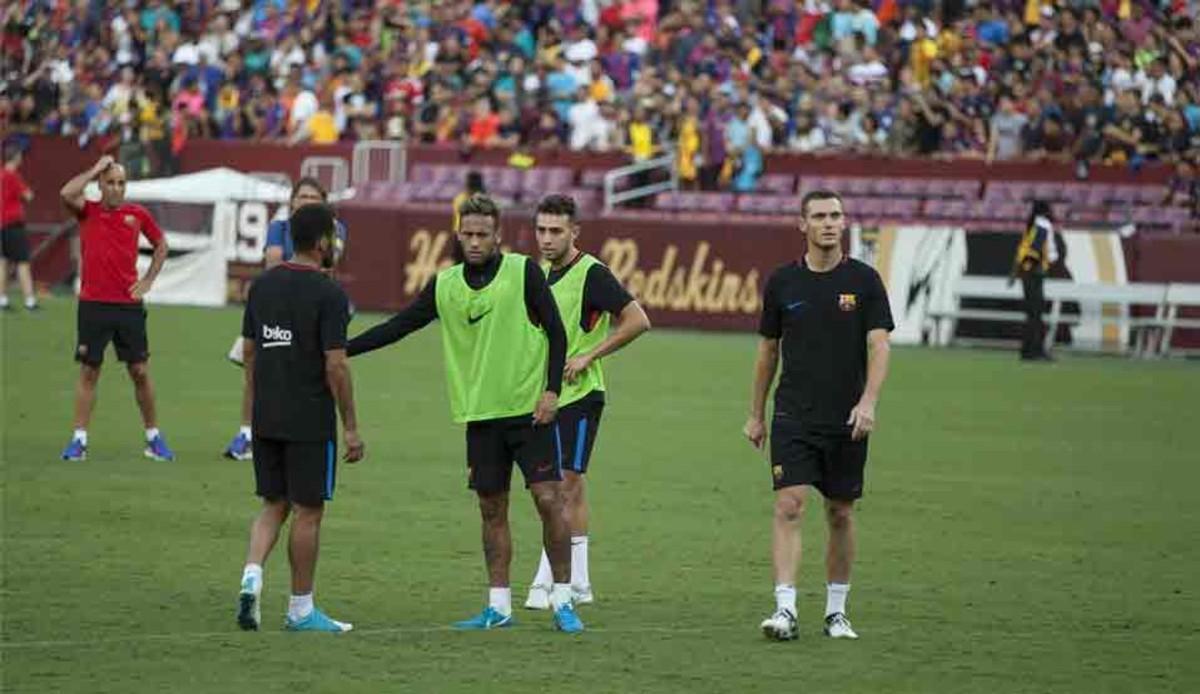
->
xmin=76 ymin=200 xmax=165 ymax=303
xmin=0 ymin=168 xmax=30 ymax=227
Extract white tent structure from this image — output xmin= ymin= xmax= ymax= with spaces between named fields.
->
xmin=81 ymin=168 xmax=293 ymax=307
xmin=120 ymin=168 xmax=292 ymax=205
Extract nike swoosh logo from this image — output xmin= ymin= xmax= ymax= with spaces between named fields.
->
xmin=786 ymin=301 xmax=806 ymax=311
xmin=467 ymin=309 xmax=492 ymax=325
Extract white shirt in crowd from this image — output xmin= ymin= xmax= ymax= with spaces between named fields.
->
xmin=172 ymin=41 xmax=201 ymax=66
xmin=1135 ymin=70 xmax=1176 ymax=105
xmin=847 ymin=59 xmax=888 ymax=86
xmin=111 ymin=15 xmax=135 ymax=65
xmin=289 ymin=90 xmax=319 ymax=131
xmin=569 ymin=99 xmax=614 ymax=151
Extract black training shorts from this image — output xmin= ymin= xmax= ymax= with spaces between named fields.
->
xmin=769 ymin=415 xmax=868 ymax=500
xmin=252 ymin=437 xmax=337 ymax=507
xmin=555 ymin=398 xmax=604 ymax=475
xmin=1 ymin=224 xmax=31 ymax=262
xmin=75 ymin=301 xmax=149 ymax=366
xmin=465 ymin=417 xmax=562 ymax=494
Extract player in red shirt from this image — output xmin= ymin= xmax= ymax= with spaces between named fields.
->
xmin=1 ymin=144 xmax=38 ymax=310
xmin=58 ymin=155 xmax=175 ymax=462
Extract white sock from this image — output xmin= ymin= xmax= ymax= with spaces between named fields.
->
xmin=288 ymin=593 xmax=314 ymax=620
xmin=73 ymin=429 xmax=88 ymax=445
xmin=550 ymin=583 xmax=573 ymax=611
xmin=570 ymin=536 xmax=589 ymax=590
xmin=145 ymin=427 xmax=160 ymax=442
xmin=241 ymin=563 xmax=262 ymax=593
xmin=239 ymin=425 xmax=252 ymax=438
xmin=0 ymin=295 xmax=8 ymax=308
xmin=488 ymin=587 xmax=512 ymax=616
xmin=825 ymin=583 xmax=850 ymax=617
xmin=775 ymin=584 xmax=797 ymax=614
xmin=532 ymin=550 xmax=553 ymax=589
xmin=24 ymin=295 xmax=36 ymax=308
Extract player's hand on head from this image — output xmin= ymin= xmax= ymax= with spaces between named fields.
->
xmin=743 ymin=417 xmax=766 ymax=450
xmin=343 ymin=429 xmax=365 ymax=463
xmin=95 ymin=155 xmax=116 ymax=173
xmin=532 ymin=391 xmax=559 ymax=425
xmin=848 ymin=400 xmax=876 ymax=441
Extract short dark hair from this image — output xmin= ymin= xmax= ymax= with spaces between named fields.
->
xmin=290 ymin=176 xmax=328 ymax=202
xmin=458 ymin=194 xmax=500 ymax=227
xmin=289 ymin=203 xmax=336 ymax=252
xmin=535 ymin=193 xmax=577 ymax=222
xmin=800 ymin=190 xmax=844 ymax=217
xmin=465 ymin=171 xmax=485 ymax=193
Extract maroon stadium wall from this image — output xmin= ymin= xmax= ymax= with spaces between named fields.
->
xmin=18 ymin=136 xmax=1200 ymax=346
xmin=17 ymin=135 xmax=1176 ymax=225
xmin=329 ymin=206 xmax=798 ymax=332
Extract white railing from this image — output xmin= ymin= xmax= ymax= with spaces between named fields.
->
xmin=602 ymin=151 xmax=677 ymax=212
xmin=299 ymin=156 xmax=350 ymax=195
xmin=351 ymin=140 xmax=406 ymax=185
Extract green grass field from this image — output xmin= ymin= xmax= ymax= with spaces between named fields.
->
xmin=2 ymin=297 xmax=1198 ymax=693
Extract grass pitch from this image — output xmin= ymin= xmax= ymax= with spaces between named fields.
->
xmin=2 ymin=298 xmax=1198 ymax=693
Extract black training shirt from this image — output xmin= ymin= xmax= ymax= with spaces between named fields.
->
xmin=242 ymin=263 xmax=350 ymax=442
xmin=759 ymin=257 xmax=894 ymax=430
xmin=546 ymin=253 xmax=635 ymax=331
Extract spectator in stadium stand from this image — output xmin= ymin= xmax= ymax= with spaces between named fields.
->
xmin=726 ymin=100 xmax=763 ymax=192
xmin=675 ymin=96 xmax=703 ymax=190
xmin=0 ymin=143 xmax=38 ymax=311
xmin=6 ymin=0 xmax=1200 ymax=186
xmin=1163 ymin=155 xmax=1200 ymax=220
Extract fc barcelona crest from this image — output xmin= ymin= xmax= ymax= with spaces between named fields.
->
xmin=838 ymin=293 xmax=857 ymax=312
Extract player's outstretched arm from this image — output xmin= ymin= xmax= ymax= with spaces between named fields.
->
xmin=345 ymin=280 xmax=438 ymax=357
xmin=744 ymin=338 xmax=779 ymax=450
xmin=564 ymin=300 xmax=651 ymax=383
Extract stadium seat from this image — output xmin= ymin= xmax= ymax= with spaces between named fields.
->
xmin=580 ymin=169 xmax=607 ymax=189
xmin=758 ymin=174 xmax=795 ymax=195
xmin=944 ymin=178 xmax=982 ymax=200
xmin=491 ymin=167 xmax=523 ymax=195
xmin=542 ymin=167 xmax=574 ymax=191
xmin=887 ymin=198 xmax=921 ymax=219
xmin=889 ymin=178 xmax=928 ymax=198
xmin=409 ymin=164 xmax=437 ymax=184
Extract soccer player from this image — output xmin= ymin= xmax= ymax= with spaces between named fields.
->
xmin=745 ymin=190 xmax=893 ymax=641
xmin=348 ymin=194 xmax=584 ymax=634
xmin=235 ymin=203 xmax=364 ymax=633
xmin=1 ymin=143 xmax=39 ymax=311
xmin=223 ymin=178 xmax=348 ymax=460
xmin=58 ymin=155 xmax=174 ymax=462
xmin=523 ymin=194 xmax=650 ymax=609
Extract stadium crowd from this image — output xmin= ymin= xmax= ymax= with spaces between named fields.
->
xmin=1 ymin=0 xmax=1198 ymax=190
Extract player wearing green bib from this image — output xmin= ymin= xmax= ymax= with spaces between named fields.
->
xmin=523 ymin=194 xmax=651 ymax=611
xmin=347 ymin=195 xmax=583 ymax=634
